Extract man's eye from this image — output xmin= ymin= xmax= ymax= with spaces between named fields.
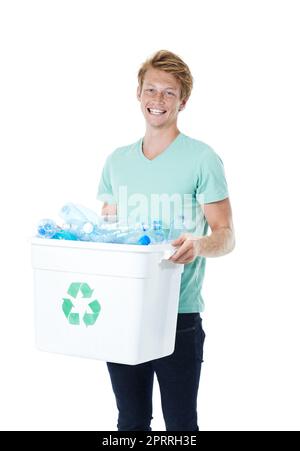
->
xmin=167 ymin=92 xmax=174 ymax=96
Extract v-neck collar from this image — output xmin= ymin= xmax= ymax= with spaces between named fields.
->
xmin=138 ymin=132 xmax=183 ymax=163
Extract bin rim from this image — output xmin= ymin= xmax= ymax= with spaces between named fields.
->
xmin=30 ymin=237 xmax=177 ymax=254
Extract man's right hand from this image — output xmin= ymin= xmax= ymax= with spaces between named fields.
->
xmin=101 ymin=203 xmax=117 ymax=216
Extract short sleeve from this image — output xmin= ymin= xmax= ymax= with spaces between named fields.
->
xmin=96 ymin=154 xmax=117 ymax=205
xmin=196 ymin=148 xmax=229 ymax=204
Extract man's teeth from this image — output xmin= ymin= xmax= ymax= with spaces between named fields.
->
xmin=148 ymin=108 xmax=166 ymax=115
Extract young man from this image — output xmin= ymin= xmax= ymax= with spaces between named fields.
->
xmin=97 ymin=50 xmax=235 ymax=431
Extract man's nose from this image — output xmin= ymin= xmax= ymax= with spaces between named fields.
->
xmin=154 ymin=91 xmax=165 ymax=101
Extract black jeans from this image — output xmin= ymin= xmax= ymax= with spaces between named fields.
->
xmin=106 ymin=313 xmax=205 ymax=431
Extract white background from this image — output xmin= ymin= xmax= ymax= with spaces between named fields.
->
xmin=1 ymin=0 xmax=299 ymax=431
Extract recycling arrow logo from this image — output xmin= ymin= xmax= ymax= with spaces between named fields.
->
xmin=62 ymin=282 xmax=101 ymax=327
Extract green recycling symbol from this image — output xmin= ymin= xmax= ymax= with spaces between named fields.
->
xmin=62 ymin=282 xmax=101 ymax=327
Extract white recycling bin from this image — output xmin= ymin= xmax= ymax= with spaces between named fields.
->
xmin=31 ymin=238 xmax=184 ymax=365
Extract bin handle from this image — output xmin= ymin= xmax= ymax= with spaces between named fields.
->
xmin=159 ymin=245 xmax=177 ymax=263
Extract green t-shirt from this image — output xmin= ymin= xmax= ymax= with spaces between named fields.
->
xmin=97 ymin=132 xmax=229 ymax=313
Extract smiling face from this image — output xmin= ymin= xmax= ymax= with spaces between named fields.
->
xmin=137 ymin=68 xmax=188 ymax=131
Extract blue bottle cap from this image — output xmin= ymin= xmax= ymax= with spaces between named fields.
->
xmin=138 ymin=235 xmax=151 ymax=245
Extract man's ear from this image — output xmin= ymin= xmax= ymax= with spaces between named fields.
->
xmin=137 ymin=86 xmax=141 ymax=101
xmin=179 ymin=97 xmax=189 ymax=112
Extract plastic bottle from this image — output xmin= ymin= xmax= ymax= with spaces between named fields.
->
xmin=91 ymin=223 xmax=128 ymax=244
xmin=124 ymin=232 xmax=151 ymax=245
xmin=167 ymin=215 xmax=188 ymax=241
xmin=77 ymin=222 xmax=117 ymax=242
xmin=122 ymin=224 xmax=151 ymax=245
xmin=111 ymin=231 xmax=132 ymax=244
xmin=73 ymin=222 xmax=94 ymax=241
xmin=52 ymin=229 xmax=78 ymax=241
xmin=147 ymin=220 xmax=166 ymax=244
xmin=37 ymin=219 xmax=59 ymax=239
xmin=59 ymin=202 xmax=100 ymax=226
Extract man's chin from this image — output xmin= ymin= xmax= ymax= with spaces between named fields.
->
xmin=145 ymin=121 xmax=167 ymax=129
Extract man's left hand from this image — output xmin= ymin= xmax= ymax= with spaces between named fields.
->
xmin=169 ymin=234 xmax=201 ymax=264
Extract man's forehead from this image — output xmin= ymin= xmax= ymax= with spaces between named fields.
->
xmin=144 ymin=82 xmax=178 ymax=90
xmin=143 ymin=70 xmax=180 ymax=90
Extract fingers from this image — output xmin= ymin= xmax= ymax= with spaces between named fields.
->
xmin=170 ymin=240 xmax=191 ymax=262
xmin=171 ymin=233 xmax=187 ymax=247
xmin=171 ymin=250 xmax=194 ymax=264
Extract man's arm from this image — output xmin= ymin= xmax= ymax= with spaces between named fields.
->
xmin=170 ymin=198 xmax=235 ymax=263
xmin=198 ymin=197 xmax=235 ymax=257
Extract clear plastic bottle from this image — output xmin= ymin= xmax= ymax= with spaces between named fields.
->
xmin=37 ymin=219 xmax=59 ymax=239
xmin=74 ymin=222 xmax=93 ymax=241
xmin=121 ymin=224 xmax=151 ymax=245
xmin=52 ymin=229 xmax=78 ymax=240
xmin=95 ymin=223 xmax=129 ymax=244
xmin=167 ymin=215 xmax=188 ymax=241
xmin=124 ymin=231 xmax=151 ymax=245
xmin=59 ymin=202 xmax=100 ymax=226
xmin=110 ymin=230 xmax=131 ymax=244
xmin=148 ymin=220 xmax=166 ymax=243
